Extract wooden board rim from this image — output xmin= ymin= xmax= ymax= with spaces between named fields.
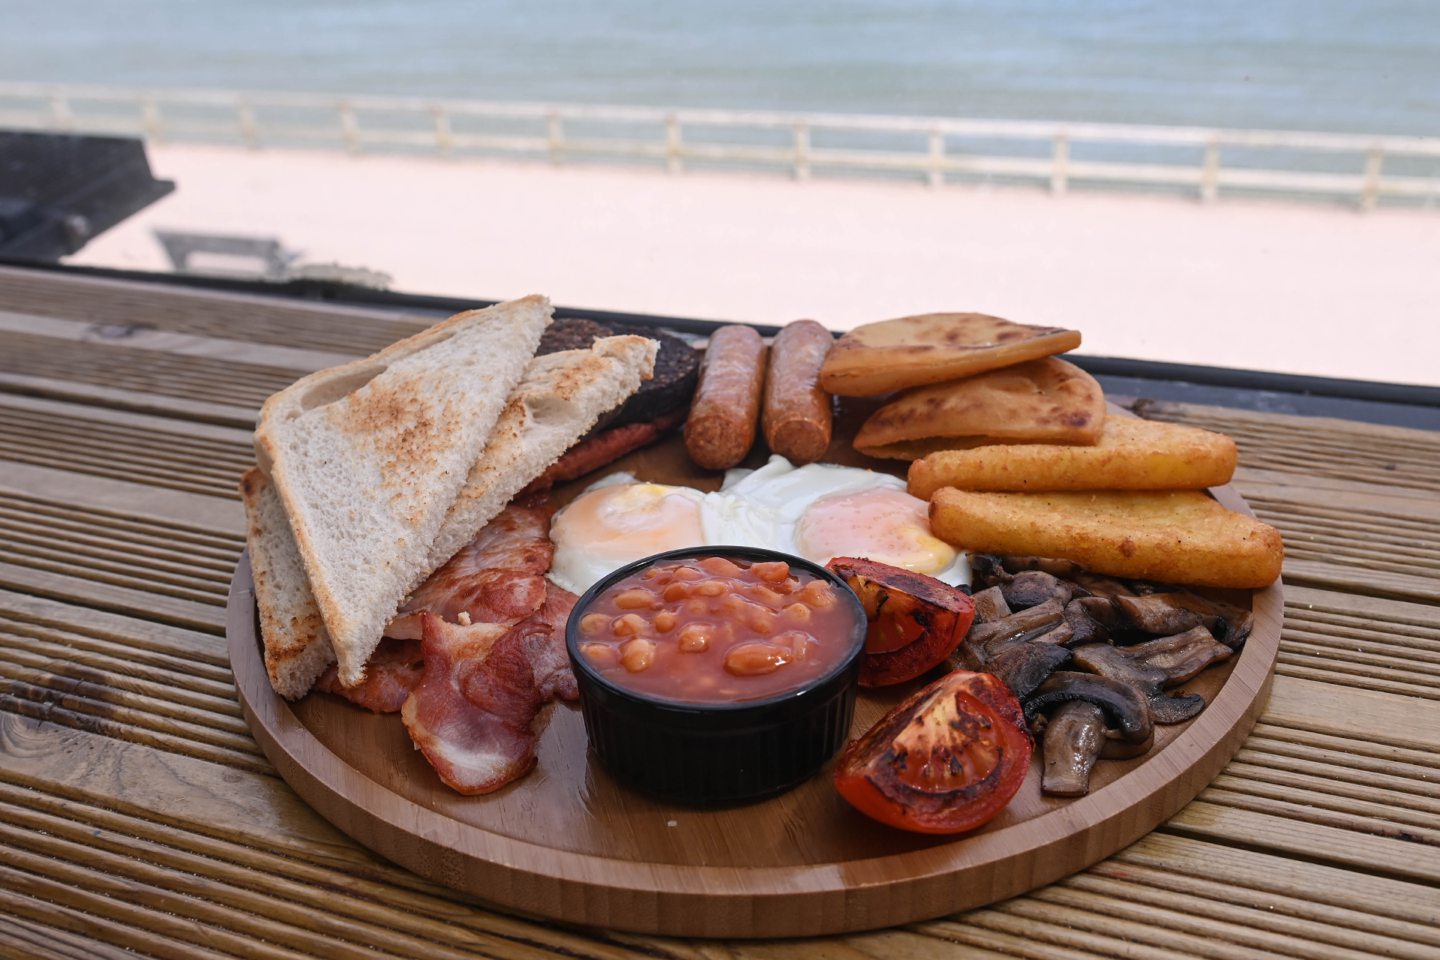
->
xmin=227 ymin=481 xmax=1283 ymax=937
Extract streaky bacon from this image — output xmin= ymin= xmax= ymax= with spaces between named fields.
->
xmin=386 ymin=504 xmax=553 ymax=640
xmin=314 ymin=638 xmax=423 ymax=713
xmin=401 ymin=584 xmax=579 ymax=795
xmin=402 ymin=615 xmax=540 ymax=794
xmin=520 ymin=583 xmax=579 ymax=702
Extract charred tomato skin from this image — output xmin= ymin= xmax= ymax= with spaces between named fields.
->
xmin=834 ymin=670 xmax=1032 ymax=834
xmin=826 ymin=557 xmax=976 ymax=687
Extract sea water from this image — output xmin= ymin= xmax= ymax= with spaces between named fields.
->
xmin=6 ymin=0 xmax=1440 ymax=135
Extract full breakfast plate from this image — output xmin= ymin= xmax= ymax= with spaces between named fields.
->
xmin=227 ymin=400 xmax=1284 ymax=939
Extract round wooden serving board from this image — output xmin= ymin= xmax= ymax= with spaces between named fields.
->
xmin=228 ymin=425 xmax=1283 ymax=939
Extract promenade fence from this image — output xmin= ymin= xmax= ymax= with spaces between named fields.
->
xmin=3 ymin=82 xmax=1438 ymax=209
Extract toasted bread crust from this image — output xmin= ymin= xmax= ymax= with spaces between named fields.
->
xmin=255 ymin=296 xmax=553 ymax=687
xmin=239 ymin=467 xmax=336 ymax=699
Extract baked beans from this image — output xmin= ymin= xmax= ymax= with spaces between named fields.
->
xmin=576 ymin=555 xmax=857 ymax=703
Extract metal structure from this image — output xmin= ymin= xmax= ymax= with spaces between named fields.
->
xmin=2 ymin=82 xmax=1438 ymax=209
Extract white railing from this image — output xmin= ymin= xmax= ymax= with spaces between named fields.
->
xmin=3 ymin=81 xmax=1438 ymax=210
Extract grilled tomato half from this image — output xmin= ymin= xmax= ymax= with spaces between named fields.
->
xmin=834 ymin=669 xmax=1032 ymax=834
xmin=826 ymin=557 xmax=975 ymax=687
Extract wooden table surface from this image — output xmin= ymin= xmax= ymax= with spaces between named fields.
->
xmin=1 ymin=265 xmax=1437 ymax=959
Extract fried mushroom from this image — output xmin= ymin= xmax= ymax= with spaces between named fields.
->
xmin=1024 ymin=672 xmax=1153 ymax=746
xmin=1042 ymin=700 xmax=1107 ymax=797
xmin=986 ymin=642 xmax=1072 ymax=700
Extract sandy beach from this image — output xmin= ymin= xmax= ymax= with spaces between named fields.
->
xmin=69 ymin=143 xmax=1440 ymax=387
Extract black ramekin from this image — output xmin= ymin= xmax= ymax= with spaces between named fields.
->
xmin=565 ymin=545 xmax=867 ymax=805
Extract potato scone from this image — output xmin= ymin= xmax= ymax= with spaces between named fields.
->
xmin=819 ymin=312 xmax=1081 ymax=397
xmin=929 ymin=489 xmax=1283 ymax=589
xmin=908 ymin=416 xmax=1237 ymax=497
xmin=855 ymin=358 xmax=1104 ymax=460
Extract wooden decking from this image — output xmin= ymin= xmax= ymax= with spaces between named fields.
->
xmin=1 ymin=265 xmax=1436 ymax=959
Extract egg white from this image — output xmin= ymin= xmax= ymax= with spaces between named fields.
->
xmin=547 ymin=456 xmax=969 ymax=593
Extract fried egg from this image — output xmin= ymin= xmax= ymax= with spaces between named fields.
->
xmin=547 ymin=477 xmax=709 ymax=594
xmin=548 ymin=456 xmax=969 ymax=594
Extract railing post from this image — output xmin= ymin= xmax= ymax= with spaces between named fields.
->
xmin=793 ymin=122 xmax=810 ymax=180
xmin=928 ymin=127 xmax=944 ymax=188
xmin=1051 ymin=133 xmax=1069 ymax=196
xmin=141 ymin=95 xmax=164 ymax=144
xmin=546 ymin=110 xmax=563 ymax=164
xmin=1201 ymin=140 xmax=1221 ymax=203
xmin=339 ymin=99 xmax=360 ymax=154
xmin=237 ymin=98 xmax=259 ymax=149
xmin=48 ymin=90 xmax=71 ymax=131
xmin=1360 ymin=146 xmax=1384 ymax=211
xmin=665 ymin=113 xmax=682 ymax=174
xmin=431 ymin=104 xmax=454 ymax=157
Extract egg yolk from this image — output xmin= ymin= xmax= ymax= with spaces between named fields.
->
xmin=552 ymin=483 xmax=705 ymax=558
xmin=795 ymin=487 xmax=956 ymax=574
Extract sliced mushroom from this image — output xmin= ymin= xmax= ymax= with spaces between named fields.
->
xmin=1118 ymin=625 xmax=1233 ymax=686
xmin=1115 ymin=593 xmax=1211 ymax=636
xmin=968 ymin=554 xmax=1012 ymax=590
xmin=1071 ymin=596 xmax=1126 ymax=630
xmin=1149 ymin=692 xmax=1206 ymax=724
xmin=1168 ymin=591 xmax=1254 ymax=649
xmin=1000 ymin=556 xmax=1088 ymax=579
xmin=1024 ymin=672 xmax=1153 ymax=745
xmin=1064 ymin=599 xmax=1111 ymax=646
xmin=1101 ymin=728 xmax=1155 ymax=759
xmin=1042 ymin=700 xmax=1106 ymax=797
xmin=1070 ymin=644 xmax=1168 ymax=693
xmin=1071 ymin=643 xmax=1206 ymax=725
xmin=1031 ymin=622 xmax=1073 ymax=646
xmin=966 ymin=598 xmax=1065 ymax=657
xmin=971 ymin=586 xmax=1012 ymax=624
xmin=986 ymin=642 xmax=1072 ymax=700
xmin=1071 ymin=572 xmax=1136 ymax=600
xmin=1001 ymin=571 xmax=1075 ymax=610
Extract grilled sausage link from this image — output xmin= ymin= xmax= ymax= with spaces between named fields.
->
xmin=684 ymin=325 xmax=768 ymax=470
xmin=762 ymin=319 xmax=834 ymax=464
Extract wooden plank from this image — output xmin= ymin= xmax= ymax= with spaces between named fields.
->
xmin=0 ymin=392 xmax=256 ymax=444
xmin=1276 ymin=586 xmax=1440 ymax=700
xmin=0 ymin=912 xmax=151 ymax=960
xmin=0 ymin=329 xmax=297 ymax=424
xmin=1144 ymin=407 xmax=1440 ymax=497
xmin=0 ymin=311 xmax=359 ymax=373
xmin=0 ymin=264 xmax=434 ymax=355
xmin=0 ymin=395 xmax=254 ymax=501
xmin=1262 ymin=674 xmax=1440 ymax=749
xmin=0 ymin=462 xmax=242 ymax=630
xmin=6 ymin=715 xmax=1438 ymax=960
xmin=0 ymin=371 xmax=259 ymax=427
xmin=0 ymin=460 xmax=243 ymax=538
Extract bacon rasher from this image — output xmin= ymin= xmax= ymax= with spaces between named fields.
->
xmin=384 ymin=504 xmax=554 ymax=640
xmin=313 ymin=638 xmax=423 ymax=713
xmin=321 ymin=503 xmax=555 ymax=714
xmin=401 ymin=585 xmax=578 ymax=795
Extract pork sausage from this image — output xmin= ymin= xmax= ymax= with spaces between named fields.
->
xmin=762 ymin=319 xmax=834 ymax=463
xmin=684 ymin=325 xmax=767 ymax=470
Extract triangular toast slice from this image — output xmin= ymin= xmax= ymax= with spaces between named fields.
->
xmin=239 ymin=467 xmax=334 ymax=699
xmin=254 ymin=296 xmax=551 ymax=687
xmin=243 ymin=333 xmax=656 ymax=697
xmin=425 ymin=335 xmax=659 ymax=571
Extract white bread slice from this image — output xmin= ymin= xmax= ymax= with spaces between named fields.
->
xmin=239 ymin=467 xmax=335 ymax=699
xmin=255 ymin=295 xmax=551 ymax=687
xmin=425 ymin=334 xmax=659 ymax=571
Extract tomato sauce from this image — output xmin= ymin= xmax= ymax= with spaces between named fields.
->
xmin=576 ymin=555 xmax=858 ymax=704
